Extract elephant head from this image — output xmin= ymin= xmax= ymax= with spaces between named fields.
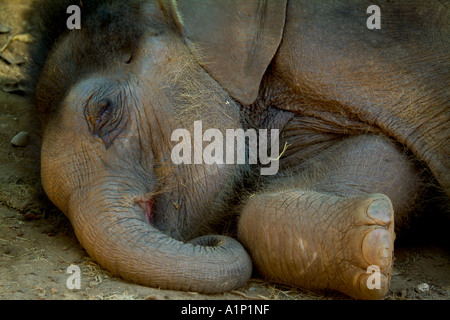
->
xmin=30 ymin=0 xmax=286 ymax=292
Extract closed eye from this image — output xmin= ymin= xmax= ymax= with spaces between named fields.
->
xmin=96 ymin=99 xmax=112 ymax=128
xmin=84 ymin=98 xmax=113 ymax=132
xmin=125 ymin=53 xmax=133 ymax=64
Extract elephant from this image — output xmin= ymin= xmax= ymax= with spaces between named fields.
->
xmin=28 ymin=0 xmax=449 ymax=299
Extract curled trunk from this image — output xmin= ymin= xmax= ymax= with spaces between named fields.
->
xmin=70 ymin=198 xmax=252 ymax=293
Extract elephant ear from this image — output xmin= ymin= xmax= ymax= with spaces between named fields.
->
xmin=166 ymin=0 xmax=287 ymax=105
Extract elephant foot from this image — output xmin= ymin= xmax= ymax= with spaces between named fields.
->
xmin=238 ymin=192 xmax=395 ymax=300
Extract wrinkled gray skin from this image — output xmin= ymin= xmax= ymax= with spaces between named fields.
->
xmin=33 ymin=0 xmax=448 ymax=299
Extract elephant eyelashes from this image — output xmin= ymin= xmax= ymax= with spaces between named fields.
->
xmin=85 ymin=98 xmax=112 ymax=131
xmin=125 ymin=53 xmax=133 ymax=64
xmin=96 ymin=99 xmax=113 ymax=126
xmin=84 ymin=97 xmax=127 ymax=148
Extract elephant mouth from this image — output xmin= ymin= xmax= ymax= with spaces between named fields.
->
xmin=135 ymin=197 xmax=156 ymax=224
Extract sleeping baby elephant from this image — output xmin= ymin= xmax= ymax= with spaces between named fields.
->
xmin=28 ymin=0 xmax=449 ymax=299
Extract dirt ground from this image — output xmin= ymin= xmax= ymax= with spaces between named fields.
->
xmin=0 ymin=0 xmax=449 ymax=301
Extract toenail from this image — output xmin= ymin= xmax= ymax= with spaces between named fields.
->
xmin=358 ymin=272 xmax=389 ymax=300
xmin=362 ymin=229 xmax=392 ymax=269
xmin=367 ymin=198 xmax=392 ymax=224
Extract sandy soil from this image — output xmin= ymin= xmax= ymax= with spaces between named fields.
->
xmin=0 ymin=0 xmax=448 ymax=300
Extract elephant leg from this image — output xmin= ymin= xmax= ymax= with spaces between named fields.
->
xmin=238 ymin=134 xmax=425 ymax=299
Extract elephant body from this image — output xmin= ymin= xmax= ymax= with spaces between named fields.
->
xmin=29 ymin=0 xmax=449 ymax=299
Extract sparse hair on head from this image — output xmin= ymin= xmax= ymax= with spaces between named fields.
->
xmin=26 ymin=0 xmax=147 ymax=120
